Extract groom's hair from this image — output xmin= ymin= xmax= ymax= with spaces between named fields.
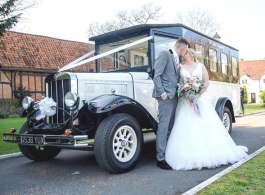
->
xmin=175 ymin=38 xmax=190 ymax=48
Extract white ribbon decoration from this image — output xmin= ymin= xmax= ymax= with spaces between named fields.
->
xmin=35 ymin=97 xmax=57 ymax=120
xmin=59 ymin=36 xmax=153 ymax=72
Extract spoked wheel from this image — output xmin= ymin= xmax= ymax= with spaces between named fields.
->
xmin=94 ymin=113 xmax=143 ymax=173
xmin=222 ymin=107 xmax=232 ymax=134
xmin=112 ymin=125 xmax=138 ymax=163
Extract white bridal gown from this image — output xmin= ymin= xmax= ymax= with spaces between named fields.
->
xmin=165 ymin=63 xmax=248 ymax=170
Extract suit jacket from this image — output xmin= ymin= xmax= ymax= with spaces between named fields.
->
xmin=152 ymin=49 xmax=180 ymax=99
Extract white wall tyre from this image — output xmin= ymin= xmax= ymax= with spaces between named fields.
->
xmin=94 ymin=113 xmax=143 ymax=174
xmin=223 ymin=107 xmax=232 ymax=134
xmin=18 ymin=122 xmax=61 ymax=161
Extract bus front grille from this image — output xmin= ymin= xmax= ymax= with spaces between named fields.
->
xmin=46 ymin=78 xmax=70 ymax=123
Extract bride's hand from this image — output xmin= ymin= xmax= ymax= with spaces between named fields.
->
xmin=196 ymin=94 xmax=201 ymax=99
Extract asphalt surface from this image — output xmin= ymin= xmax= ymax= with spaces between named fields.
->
xmin=0 ymin=112 xmax=264 ymax=195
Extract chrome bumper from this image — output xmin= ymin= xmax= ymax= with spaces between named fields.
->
xmin=3 ymin=134 xmax=94 ymax=150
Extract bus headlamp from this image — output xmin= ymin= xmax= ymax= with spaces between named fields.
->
xmin=65 ymin=92 xmax=78 ymax=107
xmin=22 ymin=96 xmax=34 ymax=110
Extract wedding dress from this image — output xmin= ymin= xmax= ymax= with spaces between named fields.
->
xmin=165 ymin=63 xmax=248 ymax=170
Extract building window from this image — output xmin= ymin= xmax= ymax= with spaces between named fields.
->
xmin=241 ymin=79 xmax=247 ymax=84
xmin=232 ymin=56 xmax=238 ymax=77
xmin=221 ymin=53 xmax=228 ymax=75
xmin=209 ymin=48 xmax=217 ymax=72
xmin=195 ymin=43 xmax=205 ymax=64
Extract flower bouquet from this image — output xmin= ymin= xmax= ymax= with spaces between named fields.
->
xmin=177 ymin=76 xmax=204 ymax=115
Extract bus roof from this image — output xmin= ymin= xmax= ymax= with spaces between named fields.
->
xmin=89 ymin=23 xmax=238 ymax=51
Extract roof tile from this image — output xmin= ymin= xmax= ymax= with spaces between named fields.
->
xmin=0 ymin=31 xmax=95 ymax=72
xmin=239 ymin=60 xmax=265 ymax=79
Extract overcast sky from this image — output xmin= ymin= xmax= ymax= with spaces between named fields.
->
xmin=13 ymin=0 xmax=265 ymax=60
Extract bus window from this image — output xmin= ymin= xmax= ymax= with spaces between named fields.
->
xmin=232 ymin=57 xmax=238 ymax=77
xmin=209 ymin=48 xmax=217 ymax=72
xmin=99 ymin=35 xmax=149 ymax=71
xmin=154 ymin=35 xmax=177 ymax=59
xmin=221 ymin=53 xmax=228 ymax=75
xmin=195 ymin=43 xmax=205 ymax=65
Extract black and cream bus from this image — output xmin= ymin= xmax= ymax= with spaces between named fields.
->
xmin=4 ymin=24 xmax=240 ymax=173
xmin=85 ymin=23 xmax=240 ymax=134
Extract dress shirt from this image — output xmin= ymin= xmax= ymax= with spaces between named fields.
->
xmin=171 ymin=48 xmax=179 ymax=64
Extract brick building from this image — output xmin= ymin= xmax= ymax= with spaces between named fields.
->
xmin=0 ymin=31 xmax=95 ymax=100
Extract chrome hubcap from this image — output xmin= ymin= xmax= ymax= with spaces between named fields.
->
xmin=112 ymin=125 xmax=137 ymax=162
xmin=223 ymin=113 xmax=230 ymax=132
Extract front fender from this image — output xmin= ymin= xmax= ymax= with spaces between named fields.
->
xmin=215 ymin=97 xmax=235 ymax=123
xmin=87 ymin=94 xmax=135 ymax=113
xmin=87 ymin=94 xmax=157 ymax=131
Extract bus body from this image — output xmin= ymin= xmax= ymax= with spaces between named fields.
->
xmin=3 ymin=24 xmax=240 ymax=173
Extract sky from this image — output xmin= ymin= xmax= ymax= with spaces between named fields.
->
xmin=13 ymin=0 xmax=265 ymax=60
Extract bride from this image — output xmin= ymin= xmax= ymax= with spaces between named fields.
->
xmin=165 ymin=48 xmax=248 ymax=170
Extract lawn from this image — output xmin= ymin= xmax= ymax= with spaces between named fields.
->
xmin=243 ymin=103 xmax=265 ymax=114
xmin=0 ymin=118 xmax=26 ymax=155
xmin=198 ymin=151 xmax=265 ymax=195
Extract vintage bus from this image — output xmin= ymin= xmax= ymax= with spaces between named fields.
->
xmin=4 ymin=24 xmax=240 ymax=173
xmin=86 ymin=23 xmax=240 ymax=133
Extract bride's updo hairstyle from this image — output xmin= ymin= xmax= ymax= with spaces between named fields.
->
xmin=186 ymin=48 xmax=198 ymax=62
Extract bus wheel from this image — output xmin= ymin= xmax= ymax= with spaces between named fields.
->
xmin=222 ymin=107 xmax=232 ymax=134
xmin=19 ymin=122 xmax=61 ymax=161
xmin=94 ymin=113 xmax=143 ymax=173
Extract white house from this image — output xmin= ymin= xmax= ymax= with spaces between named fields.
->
xmin=239 ymin=59 xmax=265 ymax=103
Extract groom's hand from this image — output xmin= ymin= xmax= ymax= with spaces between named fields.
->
xmin=161 ymin=93 xmax=168 ymax=100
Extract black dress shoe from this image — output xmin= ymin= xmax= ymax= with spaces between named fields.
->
xmin=157 ymin=160 xmax=172 ymax=170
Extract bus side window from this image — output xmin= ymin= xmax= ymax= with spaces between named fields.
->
xmin=209 ymin=48 xmax=217 ymax=72
xmin=195 ymin=43 xmax=205 ymax=65
xmin=221 ymin=53 xmax=228 ymax=75
xmin=232 ymin=56 xmax=238 ymax=77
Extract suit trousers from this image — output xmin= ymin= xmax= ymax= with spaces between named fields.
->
xmin=156 ymin=95 xmax=178 ymax=161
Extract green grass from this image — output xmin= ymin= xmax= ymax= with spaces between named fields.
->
xmin=243 ymin=103 xmax=265 ymax=114
xmin=0 ymin=118 xmax=26 ymax=155
xmin=198 ymin=151 xmax=265 ymax=195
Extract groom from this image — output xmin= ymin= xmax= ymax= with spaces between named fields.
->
xmin=152 ymin=38 xmax=189 ymax=170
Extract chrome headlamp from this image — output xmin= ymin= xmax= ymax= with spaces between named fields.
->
xmin=65 ymin=92 xmax=79 ymax=108
xmin=22 ymin=96 xmax=34 ymax=110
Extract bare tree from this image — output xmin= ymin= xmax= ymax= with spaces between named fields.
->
xmin=174 ymin=8 xmax=222 ymax=37
xmin=0 ymin=0 xmax=39 ymax=36
xmin=87 ymin=3 xmax=163 ymax=37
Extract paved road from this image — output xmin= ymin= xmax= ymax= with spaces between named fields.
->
xmin=0 ymin=113 xmax=264 ymax=195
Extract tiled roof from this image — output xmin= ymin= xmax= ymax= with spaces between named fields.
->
xmin=239 ymin=60 xmax=265 ymax=79
xmin=0 ymin=31 xmax=95 ymax=72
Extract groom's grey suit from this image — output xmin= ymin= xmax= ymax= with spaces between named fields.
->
xmin=152 ymin=49 xmax=180 ymax=161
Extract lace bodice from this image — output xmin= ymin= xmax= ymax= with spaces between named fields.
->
xmin=180 ymin=63 xmax=203 ymax=81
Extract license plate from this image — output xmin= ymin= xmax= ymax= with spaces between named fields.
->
xmin=20 ymin=135 xmax=45 ymax=146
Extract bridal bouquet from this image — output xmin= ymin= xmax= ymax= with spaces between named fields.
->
xmin=177 ymin=76 xmax=204 ymax=115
